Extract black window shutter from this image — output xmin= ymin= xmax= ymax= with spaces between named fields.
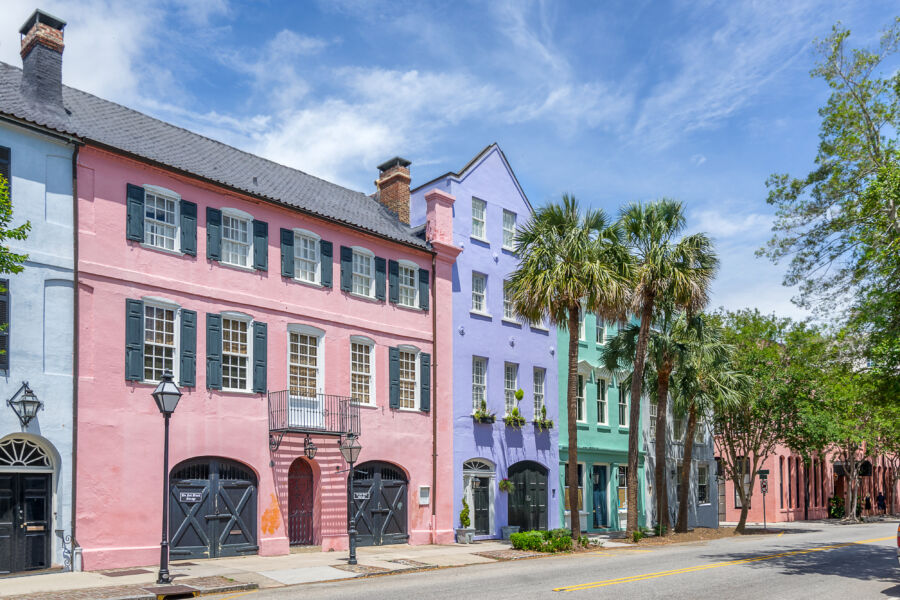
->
xmin=389 ymin=347 xmax=400 ymax=409
xmin=340 ymin=246 xmax=353 ymax=292
xmin=206 ymin=207 xmax=222 ymax=261
xmin=125 ymin=299 xmax=144 ymax=381
xmin=253 ymin=220 xmax=268 ymax=271
xmin=0 ymin=279 xmax=9 ymax=371
xmin=320 ymin=240 xmax=333 ymax=288
xmin=418 ymin=268 xmax=430 ymax=311
xmin=126 ymin=184 xmax=145 ymax=242
xmin=206 ymin=313 xmax=222 ymax=390
xmin=280 ymin=228 xmax=294 ymax=278
xmin=375 ymin=257 xmax=386 ymax=301
xmin=420 ymin=352 xmax=431 ymax=412
xmin=180 ymin=200 xmax=197 ymax=256
xmin=252 ymin=321 xmax=267 ymax=393
xmin=180 ymin=309 xmax=197 ymax=386
xmin=388 ymin=260 xmax=399 ymax=304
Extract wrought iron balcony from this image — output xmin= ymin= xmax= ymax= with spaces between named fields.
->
xmin=268 ymin=390 xmax=361 ymax=437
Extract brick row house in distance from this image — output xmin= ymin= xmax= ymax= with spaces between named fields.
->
xmin=1 ymin=10 xmax=457 ymax=570
xmin=410 ymin=145 xmax=560 ymax=539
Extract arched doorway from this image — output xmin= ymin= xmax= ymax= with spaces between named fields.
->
xmin=169 ymin=457 xmax=257 ymax=559
xmin=288 ymin=458 xmax=314 ymax=545
xmin=507 ymin=461 xmax=548 ymax=532
xmin=350 ymin=461 xmax=408 ymax=546
xmin=0 ymin=436 xmax=53 ymax=574
xmin=463 ymin=459 xmax=495 ymax=535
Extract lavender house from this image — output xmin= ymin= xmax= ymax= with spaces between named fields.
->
xmin=411 ymin=144 xmax=559 ymax=538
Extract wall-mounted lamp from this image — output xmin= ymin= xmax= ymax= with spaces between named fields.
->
xmin=7 ymin=381 xmax=42 ymax=428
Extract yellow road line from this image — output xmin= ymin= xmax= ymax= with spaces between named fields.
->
xmin=777 ymin=531 xmax=784 ymax=538
xmin=554 ymin=536 xmax=893 ymax=592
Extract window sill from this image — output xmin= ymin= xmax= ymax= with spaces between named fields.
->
xmin=618 ymin=426 xmax=630 ymax=431
xmin=395 ymin=302 xmax=424 ymax=312
xmin=395 ymin=407 xmax=422 ymax=413
xmin=353 ymin=402 xmax=378 ymax=410
xmin=501 ymin=318 xmax=521 ymax=328
xmin=530 ymin=325 xmax=549 ymax=332
xmin=578 ymin=341 xmax=588 ymax=348
xmin=349 ymin=291 xmax=381 ymax=303
xmin=501 ymin=246 xmax=516 ymax=254
xmin=470 ymin=310 xmax=492 ymax=320
xmin=596 ymin=425 xmax=611 ymax=432
xmin=140 ymin=243 xmax=184 ymax=257
xmin=220 ymin=388 xmax=260 ymax=396
xmin=291 ymin=277 xmax=323 ymax=289
xmin=469 ymin=235 xmax=489 ymax=246
xmin=218 ymin=260 xmax=256 ymax=273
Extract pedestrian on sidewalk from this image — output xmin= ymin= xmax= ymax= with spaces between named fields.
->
xmin=876 ymin=491 xmax=886 ymax=515
xmin=864 ymin=495 xmax=872 ymax=515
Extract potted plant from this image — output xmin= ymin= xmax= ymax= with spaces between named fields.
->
xmin=472 ymin=400 xmax=496 ymax=424
xmin=503 ymin=406 xmax=526 ymax=428
xmin=498 ymin=478 xmax=514 ymax=493
xmin=501 ymin=524 xmax=521 ymax=540
xmin=455 ymin=498 xmax=475 ymax=544
xmin=533 ymin=405 xmax=554 ymax=432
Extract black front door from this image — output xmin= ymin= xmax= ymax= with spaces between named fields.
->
xmin=350 ymin=462 xmax=408 ymax=546
xmin=0 ymin=473 xmax=51 ymax=574
xmin=169 ymin=458 xmax=258 ymax=560
xmin=288 ymin=459 xmax=314 ymax=545
xmin=472 ymin=477 xmax=490 ymax=535
xmin=507 ymin=461 xmax=548 ymax=531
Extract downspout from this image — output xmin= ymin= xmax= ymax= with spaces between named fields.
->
xmin=431 ymin=252 xmax=438 ymax=541
xmin=70 ymin=143 xmax=81 ymax=570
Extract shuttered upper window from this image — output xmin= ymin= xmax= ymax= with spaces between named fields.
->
xmin=144 ymin=303 xmax=176 ymax=382
xmin=222 ymin=317 xmax=250 ymax=391
xmin=398 ymin=263 xmax=418 ymax=307
xmin=352 ymin=249 xmax=375 ymax=297
xmin=222 ymin=213 xmax=251 ymax=267
xmin=294 ymin=231 xmax=320 ymax=284
xmin=398 ymin=349 xmax=418 ymax=409
xmin=144 ymin=189 xmax=179 ymax=251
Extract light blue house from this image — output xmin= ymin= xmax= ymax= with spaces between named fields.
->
xmin=0 ymin=9 xmax=77 ymax=574
xmin=411 ymin=144 xmax=560 ymax=539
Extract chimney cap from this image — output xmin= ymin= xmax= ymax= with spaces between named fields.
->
xmin=19 ymin=9 xmax=66 ymax=35
xmin=377 ymin=157 xmax=411 ymax=172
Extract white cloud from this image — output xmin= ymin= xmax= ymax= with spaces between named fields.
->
xmin=690 ymin=154 xmax=706 ymax=166
xmin=691 ymin=209 xmax=772 ymax=238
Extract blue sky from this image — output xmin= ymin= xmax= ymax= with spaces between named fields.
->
xmin=3 ymin=0 xmax=897 ymax=318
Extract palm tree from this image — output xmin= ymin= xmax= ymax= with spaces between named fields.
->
xmin=670 ymin=317 xmax=745 ymax=532
xmin=601 ymin=305 xmax=691 ymax=534
xmin=508 ymin=194 xmax=629 ymax=540
xmin=619 ymin=200 xmax=718 ymax=534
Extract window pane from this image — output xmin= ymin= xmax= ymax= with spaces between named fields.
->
xmin=472 ymin=357 xmax=486 ymax=411
xmin=576 ymin=375 xmax=585 ymax=421
xmin=533 ymin=368 xmax=545 ymax=415
xmin=289 ymin=332 xmax=318 ymax=397
xmin=399 ymin=265 xmax=417 ymax=307
xmin=294 ymin=234 xmax=319 ymax=283
xmin=143 ymin=305 xmax=175 ymax=381
xmin=503 ymin=280 xmax=515 ymax=320
xmin=472 ymin=273 xmax=486 ymax=312
xmin=352 ymin=251 xmax=373 ymax=297
xmin=144 ymin=193 xmax=178 ymax=251
xmin=222 ymin=215 xmax=250 ymax=267
xmin=222 ymin=318 xmax=248 ymax=390
xmin=502 ymin=210 xmax=516 ymax=248
xmin=350 ymin=342 xmax=372 ymax=404
xmin=472 ymin=198 xmax=486 ymax=239
xmin=596 ymin=379 xmax=607 ymax=424
xmin=619 ymin=394 xmax=628 ymax=427
xmin=398 ymin=350 xmax=417 ymax=409
xmin=504 ymin=363 xmax=518 ymax=414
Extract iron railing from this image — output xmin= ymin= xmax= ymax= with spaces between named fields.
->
xmin=268 ymin=391 xmax=361 ymax=436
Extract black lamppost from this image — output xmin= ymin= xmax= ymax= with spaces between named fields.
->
xmin=339 ymin=434 xmax=362 ymax=565
xmin=152 ymin=370 xmax=182 ymax=585
xmin=7 ymin=382 xmax=42 ymax=429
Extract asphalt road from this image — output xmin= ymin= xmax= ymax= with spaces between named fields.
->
xmin=209 ymin=521 xmax=900 ymax=600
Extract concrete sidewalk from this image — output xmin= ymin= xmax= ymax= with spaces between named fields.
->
xmin=0 ymin=541 xmax=514 ymax=599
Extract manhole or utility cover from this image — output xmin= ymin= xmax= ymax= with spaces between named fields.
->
xmin=100 ymin=568 xmax=152 ymax=577
xmin=141 ymin=583 xmax=198 ymax=597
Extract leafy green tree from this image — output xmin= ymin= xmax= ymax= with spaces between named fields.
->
xmin=618 ymin=200 xmax=718 ymax=534
xmin=508 ymin=194 xmax=629 ymax=540
xmin=0 ymin=175 xmax=30 ymax=276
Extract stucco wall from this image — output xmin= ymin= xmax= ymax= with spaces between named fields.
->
xmin=411 ymin=147 xmax=560 ymax=537
xmin=0 ymin=123 xmax=75 ymax=569
xmin=75 ymin=146 xmax=454 ymax=569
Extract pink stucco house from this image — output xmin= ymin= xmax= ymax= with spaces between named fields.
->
xmin=40 ymin=79 xmax=461 ymax=567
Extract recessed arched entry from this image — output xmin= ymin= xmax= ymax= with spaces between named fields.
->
xmin=507 ymin=460 xmax=548 ymax=532
xmin=288 ymin=458 xmax=314 ymax=545
xmin=463 ymin=459 xmax=495 ymax=535
xmin=169 ymin=457 xmax=258 ymax=559
xmin=0 ymin=436 xmax=55 ymax=574
xmin=350 ymin=461 xmax=408 ymax=546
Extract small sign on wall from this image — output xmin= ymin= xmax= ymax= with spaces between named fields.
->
xmin=179 ymin=491 xmax=203 ymax=503
xmin=353 ymin=491 xmax=371 ymax=501
xmin=418 ymin=485 xmax=431 ymax=506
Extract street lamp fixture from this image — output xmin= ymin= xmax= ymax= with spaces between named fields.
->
xmin=7 ymin=382 xmax=42 ymax=429
xmin=304 ymin=435 xmax=318 ymax=460
xmin=153 ymin=370 xmax=181 ymax=585
xmin=339 ymin=434 xmax=362 ymax=565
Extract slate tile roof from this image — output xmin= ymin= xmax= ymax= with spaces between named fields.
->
xmin=0 ymin=61 xmax=427 ymax=249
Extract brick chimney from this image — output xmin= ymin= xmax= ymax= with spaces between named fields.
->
xmin=19 ymin=9 xmax=66 ymax=113
xmin=375 ymin=157 xmax=412 ymax=224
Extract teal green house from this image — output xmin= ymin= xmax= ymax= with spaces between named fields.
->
xmin=557 ymin=312 xmax=647 ymax=532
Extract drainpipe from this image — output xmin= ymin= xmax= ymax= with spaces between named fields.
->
xmin=431 ymin=253 xmax=438 ymax=542
xmin=70 ymin=143 xmax=81 ymax=570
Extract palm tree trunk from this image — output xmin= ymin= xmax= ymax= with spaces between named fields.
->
xmin=676 ymin=404 xmax=697 ymax=532
xmin=654 ymin=365 xmax=671 ymax=534
xmin=566 ymin=307 xmax=582 ymax=541
xmin=627 ymin=298 xmax=654 ymax=534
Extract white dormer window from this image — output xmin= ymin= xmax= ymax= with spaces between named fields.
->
xmin=352 ymin=248 xmax=375 ymax=297
xmin=222 ymin=211 xmax=251 ymax=268
xmin=144 ymin=187 xmax=179 ymax=252
xmin=472 ymin=197 xmax=486 ymax=240
xmin=294 ymin=230 xmax=320 ymax=284
xmin=502 ymin=210 xmax=516 ymax=249
xmin=398 ymin=261 xmax=418 ymax=308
